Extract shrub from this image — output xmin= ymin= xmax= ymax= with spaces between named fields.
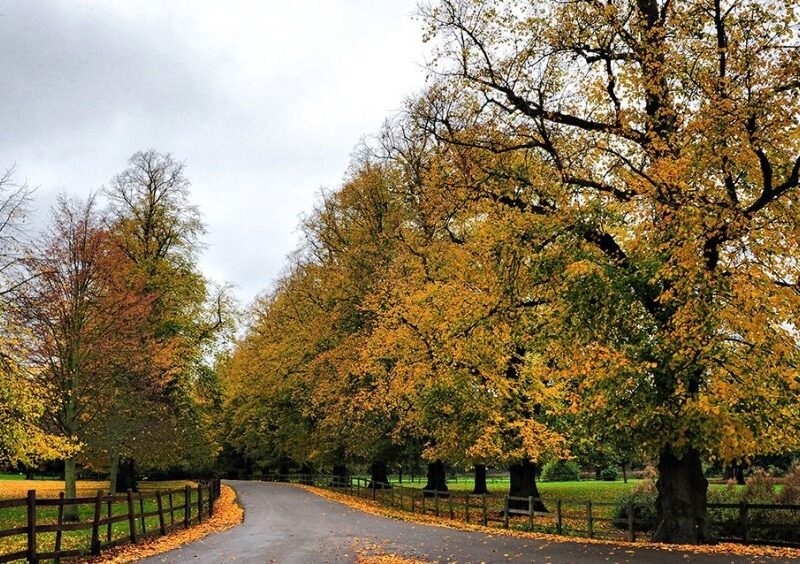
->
xmin=778 ymin=462 xmax=800 ymax=504
xmin=707 ymin=483 xmax=743 ymax=540
xmin=613 ymin=475 xmax=657 ymax=532
xmin=707 ymin=468 xmax=800 ymax=544
xmin=540 ymin=460 xmax=581 ymax=482
xmin=743 ymin=468 xmax=777 ymax=504
xmin=600 ymin=466 xmax=618 ymax=481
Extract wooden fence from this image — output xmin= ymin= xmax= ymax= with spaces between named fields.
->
xmin=0 ymin=479 xmax=221 ymax=563
xmin=263 ymin=473 xmax=800 ymax=548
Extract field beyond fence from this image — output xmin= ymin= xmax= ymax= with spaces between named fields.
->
xmin=260 ymin=474 xmax=800 ymax=548
xmin=0 ymin=479 xmax=221 ymax=563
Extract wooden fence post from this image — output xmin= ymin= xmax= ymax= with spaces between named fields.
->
xmin=26 ymin=489 xmax=37 ymax=563
xmin=556 ymin=499 xmax=563 ymax=534
xmin=106 ymin=496 xmax=113 ymax=543
xmin=55 ymin=492 xmax=65 ymax=557
xmin=740 ymin=501 xmax=749 ymax=545
xmin=127 ymin=489 xmax=137 ymax=543
xmin=197 ymin=485 xmax=203 ymax=524
xmin=184 ymin=485 xmax=192 ymax=528
xmin=209 ymin=483 xmax=215 ymax=518
xmin=156 ymin=491 xmax=167 ymax=536
xmin=627 ymin=501 xmax=635 ymax=542
xmin=139 ymin=493 xmax=146 ymax=535
xmin=435 ymin=491 xmax=440 ymax=517
xmin=482 ymin=494 xmax=488 ymax=526
xmin=411 ymin=494 xmax=416 ymax=513
xmin=503 ymin=496 xmax=509 ymax=529
xmin=449 ymin=494 xmax=455 ymax=519
xmin=422 ymin=494 xmax=426 ymax=514
xmin=464 ymin=495 xmax=470 ymax=523
xmin=91 ymin=490 xmax=103 ymax=555
xmin=528 ymin=496 xmax=534 ymax=530
xmin=586 ymin=501 xmax=594 ymax=539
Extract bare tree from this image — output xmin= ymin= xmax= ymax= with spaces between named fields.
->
xmin=0 ymin=166 xmax=33 ymax=298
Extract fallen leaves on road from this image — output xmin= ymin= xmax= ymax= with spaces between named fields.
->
xmin=76 ymin=484 xmax=243 ymax=563
xmin=357 ymin=555 xmax=427 ymax=564
xmin=300 ymin=485 xmax=800 ymax=562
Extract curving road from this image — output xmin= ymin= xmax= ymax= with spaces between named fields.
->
xmin=141 ymin=481 xmax=797 ymax=563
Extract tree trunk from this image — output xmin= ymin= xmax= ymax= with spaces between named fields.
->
xmin=473 ymin=464 xmax=489 ymax=495
xmin=424 ymin=460 xmax=448 ymax=497
xmin=331 ymin=464 xmax=349 ymax=487
xmin=108 ymin=453 xmax=120 ymax=495
xmin=300 ymin=462 xmax=314 ymax=485
xmin=622 ymin=462 xmax=628 ymax=484
xmin=509 ymin=460 xmax=546 ymax=511
xmin=63 ymin=456 xmax=79 ymax=521
xmin=735 ymin=463 xmax=746 ymax=486
xmin=369 ymin=461 xmax=390 ymax=489
xmin=398 ymin=465 xmax=403 ymax=485
xmin=116 ymin=458 xmax=138 ymax=493
xmin=652 ymin=446 xmax=708 ymax=544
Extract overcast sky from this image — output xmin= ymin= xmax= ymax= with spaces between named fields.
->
xmin=0 ymin=0 xmax=429 ymax=305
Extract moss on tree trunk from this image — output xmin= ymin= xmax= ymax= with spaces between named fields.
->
xmin=63 ymin=456 xmax=79 ymax=521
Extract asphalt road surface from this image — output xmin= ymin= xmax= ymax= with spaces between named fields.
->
xmin=140 ymin=480 xmax=797 ymax=563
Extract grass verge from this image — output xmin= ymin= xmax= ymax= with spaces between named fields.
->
xmin=300 ymin=484 xmax=800 ymax=562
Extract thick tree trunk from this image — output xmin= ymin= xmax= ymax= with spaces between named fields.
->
xmin=331 ymin=464 xmax=349 ymax=487
xmin=735 ymin=463 xmax=746 ymax=486
xmin=300 ymin=462 xmax=314 ymax=484
xmin=332 ymin=464 xmax=350 ymax=488
xmin=473 ymin=464 xmax=489 ymax=495
xmin=116 ymin=458 xmax=138 ymax=493
xmin=63 ymin=456 xmax=79 ymax=521
xmin=621 ymin=462 xmax=628 ymax=484
xmin=652 ymin=446 xmax=708 ymax=544
xmin=108 ymin=453 xmax=120 ymax=495
xmin=423 ymin=460 xmax=448 ymax=497
xmin=509 ymin=460 xmax=547 ymax=512
xmin=369 ymin=461 xmax=391 ymax=489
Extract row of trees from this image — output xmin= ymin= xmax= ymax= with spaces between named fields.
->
xmin=220 ymin=0 xmax=800 ymax=544
xmin=0 ymin=151 xmax=230 ymax=518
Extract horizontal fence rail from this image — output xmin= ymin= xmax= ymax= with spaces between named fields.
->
xmin=259 ymin=473 xmax=800 ymax=548
xmin=0 ymin=479 xmax=221 ymax=563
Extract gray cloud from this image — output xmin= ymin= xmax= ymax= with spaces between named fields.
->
xmin=0 ymin=0 xmax=428 ymax=304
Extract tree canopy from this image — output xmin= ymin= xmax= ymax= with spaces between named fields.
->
xmin=221 ymin=0 xmax=800 ymax=544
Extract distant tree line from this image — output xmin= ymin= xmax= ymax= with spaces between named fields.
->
xmin=0 ymin=150 xmax=232 ymax=519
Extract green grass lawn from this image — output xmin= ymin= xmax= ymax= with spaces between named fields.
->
xmin=0 ymin=474 xmax=25 ymax=481
xmin=393 ymin=476 xmax=639 ymax=501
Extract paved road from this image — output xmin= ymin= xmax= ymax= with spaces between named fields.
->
xmin=141 ymin=481 xmax=796 ymax=563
